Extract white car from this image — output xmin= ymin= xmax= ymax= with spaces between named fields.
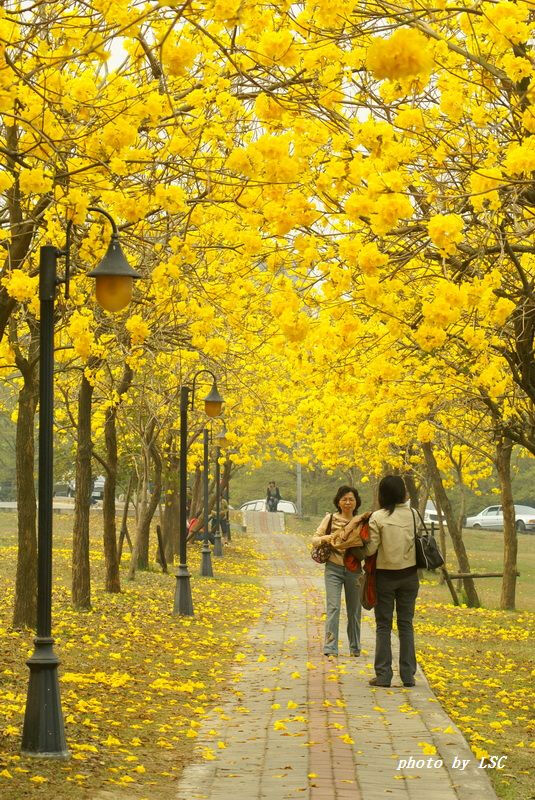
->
xmin=465 ymin=504 xmax=535 ymax=533
xmin=423 ymin=502 xmax=447 ymax=529
xmin=239 ymin=499 xmax=297 ymax=514
xmin=91 ymin=475 xmax=106 ymax=503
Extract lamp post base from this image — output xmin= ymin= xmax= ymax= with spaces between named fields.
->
xmin=173 ymin=564 xmax=194 ymax=615
xmin=213 ymin=532 xmax=223 ymax=557
xmin=200 ymin=543 xmax=213 ymax=577
xmin=21 ymin=637 xmax=69 ymax=758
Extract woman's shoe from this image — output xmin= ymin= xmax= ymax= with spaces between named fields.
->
xmin=403 ymin=682 xmax=416 ymax=687
xmin=324 ymin=653 xmax=337 ymax=661
xmin=369 ymin=677 xmax=391 ymax=687
xmin=350 ymin=651 xmax=360 ymax=657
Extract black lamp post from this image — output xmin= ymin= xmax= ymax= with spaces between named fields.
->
xmin=212 ymin=427 xmax=228 ymax=556
xmin=173 ymin=370 xmax=223 ymax=615
xmin=224 ymin=463 xmax=231 ymax=543
xmin=21 ymin=208 xmax=141 ymax=758
xmin=200 ymin=427 xmax=213 ymax=578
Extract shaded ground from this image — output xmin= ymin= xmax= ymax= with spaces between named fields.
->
xmin=288 ymin=514 xmax=535 ymax=799
xmin=175 ymin=516 xmax=498 ymax=800
xmin=0 ymin=511 xmax=533 ymax=799
xmin=0 ymin=513 xmax=265 ymax=799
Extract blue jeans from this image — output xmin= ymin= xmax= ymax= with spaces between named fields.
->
xmin=324 ymin=561 xmax=362 ymax=655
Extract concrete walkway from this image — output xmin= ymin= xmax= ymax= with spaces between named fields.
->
xmin=176 ymin=516 xmax=497 ymax=800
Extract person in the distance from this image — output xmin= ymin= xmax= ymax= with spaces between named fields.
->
xmin=266 ymin=481 xmax=281 ymax=512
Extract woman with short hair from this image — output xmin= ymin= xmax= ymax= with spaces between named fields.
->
xmin=366 ymin=475 xmax=419 ymax=687
xmin=311 ymin=486 xmax=368 ymax=659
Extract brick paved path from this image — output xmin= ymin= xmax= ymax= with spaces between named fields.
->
xmin=175 ymin=516 xmax=497 ymax=800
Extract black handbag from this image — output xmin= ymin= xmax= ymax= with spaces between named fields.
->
xmin=311 ymin=514 xmax=333 ymax=563
xmin=411 ymin=508 xmax=444 ymax=570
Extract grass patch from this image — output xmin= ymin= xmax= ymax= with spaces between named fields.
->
xmin=0 ymin=512 xmax=267 ymax=799
xmin=287 ymin=513 xmax=535 ymax=799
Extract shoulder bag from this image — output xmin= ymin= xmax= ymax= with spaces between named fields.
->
xmin=311 ymin=514 xmax=333 ymax=564
xmin=411 ymin=508 xmax=444 ymax=570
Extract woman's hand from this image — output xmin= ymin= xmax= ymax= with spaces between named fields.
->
xmin=344 ymin=514 xmax=364 ymax=531
xmin=311 ymin=535 xmax=330 ymax=546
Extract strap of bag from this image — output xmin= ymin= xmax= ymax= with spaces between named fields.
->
xmin=325 ymin=514 xmax=333 ymax=536
xmin=411 ymin=508 xmax=427 ymax=569
xmin=413 ymin=506 xmax=430 ymax=536
xmin=410 ymin=508 xmax=419 ymax=539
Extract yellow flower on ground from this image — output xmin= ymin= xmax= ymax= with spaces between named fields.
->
xmin=418 ymin=741 xmax=437 ymax=755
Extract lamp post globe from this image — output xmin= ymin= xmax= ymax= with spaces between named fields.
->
xmin=88 ymin=233 xmax=141 ymax=312
xmin=214 ymin=428 xmax=229 ymax=450
xmin=203 ymin=382 xmax=224 ymax=418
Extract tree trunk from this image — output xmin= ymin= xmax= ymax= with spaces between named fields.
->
xmin=101 ymin=364 xmax=132 ymax=592
xmin=419 ymin=476 xmax=431 ymax=518
xmin=190 ymin=466 xmax=202 ymax=518
xmin=188 ymin=474 xmax=220 ymax=540
xmin=128 ymin=455 xmax=148 ymax=579
xmin=102 ymin=406 xmax=121 ymax=592
xmin=118 ymin=473 xmax=134 ymax=563
xmin=496 ymin=436 xmax=517 ymax=610
xmin=370 ymin=474 xmax=380 ymax=511
xmin=72 ymin=374 xmax=93 ymax=609
xmin=12 ymin=374 xmax=38 ymax=629
xmin=0 ymin=125 xmax=51 ymax=343
xmin=139 ymin=442 xmax=162 ymax=567
xmin=422 ymin=442 xmax=480 ymax=607
xmin=128 ymin=420 xmax=162 ymax=577
xmin=404 ymin=470 xmax=419 ymax=511
xmin=453 ymin=461 xmax=468 ymax=533
xmin=434 ymin=493 xmax=447 ymax=584
xmin=346 ymin=466 xmax=359 ymax=486
xmin=163 ymin=480 xmax=179 ymax=561
xmin=162 ymin=433 xmax=179 ymax=562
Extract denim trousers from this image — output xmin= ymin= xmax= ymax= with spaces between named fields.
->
xmin=323 ymin=561 xmax=362 ymax=655
xmin=374 ymin=569 xmax=419 ymax=684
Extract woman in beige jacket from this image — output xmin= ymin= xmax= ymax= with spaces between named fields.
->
xmin=311 ymin=486 xmax=368 ymax=659
xmin=365 ymin=475 xmax=418 ymax=687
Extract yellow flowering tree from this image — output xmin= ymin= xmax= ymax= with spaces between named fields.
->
xmin=2 ymin=0 xmax=535 ymax=620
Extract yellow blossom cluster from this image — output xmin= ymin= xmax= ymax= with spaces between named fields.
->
xmin=427 ymin=214 xmax=464 ymax=256
xmin=2 ymin=270 xmax=38 ymax=303
xmin=366 ymin=29 xmax=435 ymax=82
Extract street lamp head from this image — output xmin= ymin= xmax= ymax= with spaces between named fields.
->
xmin=203 ymin=381 xmax=224 ymax=418
xmin=87 ymin=233 xmax=141 ymax=312
xmin=214 ymin=427 xmax=229 ymax=449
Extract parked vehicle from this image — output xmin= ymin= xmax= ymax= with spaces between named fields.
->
xmin=465 ymin=504 xmax=535 ymax=533
xmin=91 ymin=475 xmax=106 ymax=503
xmin=53 ymin=481 xmax=75 ymax=498
xmin=423 ymin=501 xmax=447 ymax=529
xmin=240 ymin=499 xmax=297 ymax=514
